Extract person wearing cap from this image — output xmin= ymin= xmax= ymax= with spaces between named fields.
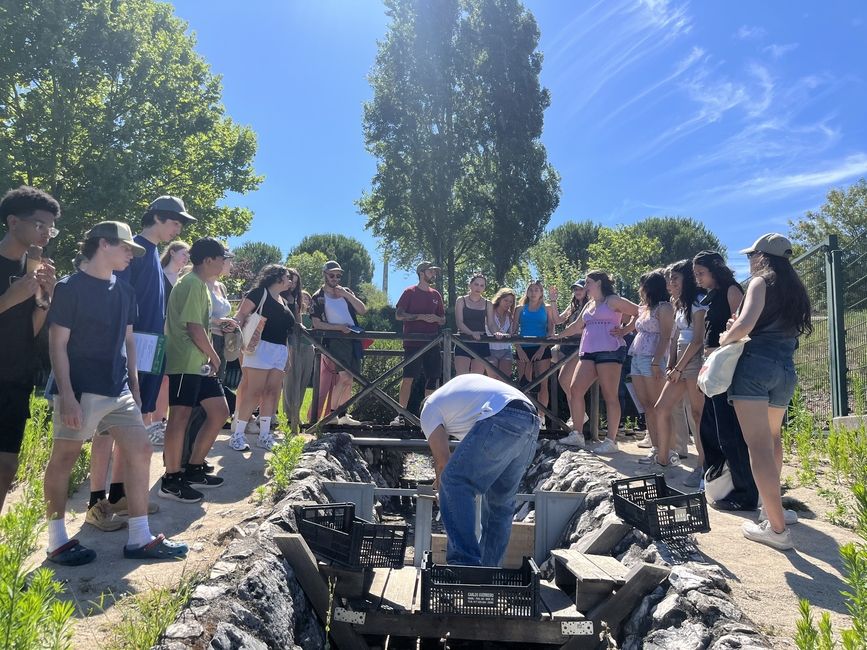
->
xmin=85 ymin=196 xmax=196 ymax=526
xmin=160 ymin=237 xmax=233 ymax=503
xmin=421 ymin=374 xmax=540 ymax=566
xmin=310 ymin=260 xmax=367 ymax=426
xmin=719 ymin=233 xmax=811 ymax=551
xmin=43 ymin=221 xmax=188 ymax=565
xmin=392 ymin=261 xmax=446 ymax=424
xmin=0 ymin=186 xmax=59 ymax=513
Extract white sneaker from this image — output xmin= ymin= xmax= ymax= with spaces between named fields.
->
xmin=594 ymin=438 xmax=619 ymax=454
xmin=558 ymin=432 xmax=585 ymax=448
xmin=147 ymin=422 xmax=165 ymax=447
xmin=338 ymin=414 xmax=362 ymax=426
xmin=758 ymin=506 xmax=799 ymax=525
xmin=390 ymin=415 xmax=405 ymax=426
xmin=257 ymin=432 xmax=276 ymax=451
xmin=637 ymin=436 xmax=653 ymax=449
xmin=245 ymin=419 xmax=260 ymax=435
xmin=229 ymin=433 xmax=250 ymax=451
xmin=742 ymin=519 xmax=793 ymax=550
xmin=565 ymin=417 xmax=574 ymax=428
xmin=637 ymin=448 xmax=658 ymax=464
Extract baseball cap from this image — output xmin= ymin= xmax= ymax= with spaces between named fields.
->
xmin=189 ymin=237 xmax=234 ymax=265
xmin=739 ymin=233 xmax=794 ymax=259
xmin=147 ymin=196 xmax=196 ymax=223
xmin=416 ymin=261 xmax=441 ymax=274
xmin=323 ymin=260 xmax=343 ymax=273
xmin=86 ymin=221 xmax=146 ymax=257
xmin=570 ymin=279 xmax=586 ymax=289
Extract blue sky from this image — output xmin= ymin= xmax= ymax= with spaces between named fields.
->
xmin=171 ymin=0 xmax=867 ymax=298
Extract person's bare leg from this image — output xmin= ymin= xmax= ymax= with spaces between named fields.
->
xmin=89 ymin=435 xmax=113 ymax=493
xmin=596 ymin=363 xmax=623 ymax=441
xmin=535 ymin=359 xmax=551 ymax=408
xmin=164 ymin=405 xmax=193 ymax=474
xmin=189 ymin=396 xmax=230 ymax=465
xmin=398 ymin=377 xmax=413 ymax=409
xmin=470 ymin=358 xmax=487 ymax=375
xmin=559 ymin=357 xmax=579 ymax=416
xmin=235 ymin=369 xmax=267 ymax=423
xmin=568 ymin=361 xmax=597 ymax=435
xmin=733 ymin=400 xmax=785 ymax=533
xmin=631 ymin=376 xmax=658 ymax=447
xmin=654 ymin=379 xmax=687 ymax=462
xmin=44 ymin=439 xmax=84 ymax=520
xmin=686 ymin=381 xmax=706 ymax=465
xmin=0 ymin=452 xmax=19 ymax=513
xmin=110 ymin=425 xmax=152 ymax=518
xmin=260 ymin=369 xmax=285 ymax=419
xmin=454 ymin=356 xmax=470 ymax=375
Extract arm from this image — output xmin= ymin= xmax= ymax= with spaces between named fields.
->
xmin=720 ymin=279 xmax=764 ymax=345
xmin=311 ymin=316 xmax=352 ymax=333
xmin=558 ymin=303 xmax=588 ymax=338
xmin=124 ymin=325 xmax=141 ymax=406
xmin=652 ymin=303 xmax=674 ymax=378
xmin=0 ymin=274 xmax=38 ymax=316
xmin=32 ymin=260 xmax=56 ymax=334
xmin=335 ymin=286 xmax=367 ymax=315
xmin=187 ymin=322 xmax=221 ymax=372
xmin=669 ymin=309 xmax=706 ymax=381
xmin=610 ymin=296 xmax=639 ymax=336
xmin=553 ymin=303 xmax=573 ymax=326
xmin=395 ymin=307 xmax=419 ymax=322
xmin=427 ymin=424 xmax=451 ymax=490
xmin=233 ymin=297 xmax=256 ymax=328
xmin=49 ymin=323 xmax=82 ymax=429
xmin=726 ymin=284 xmax=744 ymax=317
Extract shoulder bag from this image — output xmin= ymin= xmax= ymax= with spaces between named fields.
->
xmin=241 ymin=290 xmax=268 ymax=354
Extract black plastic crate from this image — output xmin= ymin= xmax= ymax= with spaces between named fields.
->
xmin=611 ymin=474 xmax=710 ymax=540
xmin=297 ymin=503 xmax=407 ymax=569
xmin=420 ymin=551 xmax=540 ymax=618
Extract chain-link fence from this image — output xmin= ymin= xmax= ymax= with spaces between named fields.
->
xmin=792 ymin=243 xmax=832 ymax=421
xmin=842 ymin=230 xmax=867 ymax=414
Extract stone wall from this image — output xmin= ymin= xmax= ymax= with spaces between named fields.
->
xmin=154 ymin=434 xmax=771 ymax=649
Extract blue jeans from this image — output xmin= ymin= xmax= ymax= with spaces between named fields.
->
xmin=438 ymin=406 xmax=540 ymax=566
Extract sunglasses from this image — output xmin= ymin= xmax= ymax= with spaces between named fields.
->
xmin=327 ymin=273 xmax=342 ymax=279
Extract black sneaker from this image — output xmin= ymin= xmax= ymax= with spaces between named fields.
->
xmin=184 ymin=465 xmax=224 ymax=489
xmin=202 ymin=460 xmax=215 ymax=474
xmin=159 ymin=475 xmax=203 ymax=503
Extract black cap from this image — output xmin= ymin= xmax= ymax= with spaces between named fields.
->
xmin=147 ymin=195 xmax=196 ymax=223
xmin=323 ymin=260 xmax=343 ymax=273
xmin=189 ymin=237 xmax=234 ymax=265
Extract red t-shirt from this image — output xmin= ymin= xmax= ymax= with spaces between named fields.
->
xmin=396 ymin=285 xmax=445 ymax=349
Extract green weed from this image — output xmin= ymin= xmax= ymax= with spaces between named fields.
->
xmin=266 ymin=436 xmax=307 ymax=501
xmin=104 ymin=576 xmax=196 ymax=650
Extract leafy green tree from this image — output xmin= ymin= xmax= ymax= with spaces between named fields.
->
xmin=285 ymin=250 xmax=329 ymax=295
xmin=587 ymin=225 xmax=663 ymax=299
xmin=545 ymin=220 xmax=600 ymax=273
xmin=359 ymin=0 xmax=559 ymax=306
xmin=0 ymin=0 xmax=260 ymax=271
xmin=527 ymin=232 xmax=582 ymax=311
xmin=632 ymin=216 xmax=725 ymax=266
xmin=290 ymin=234 xmax=373 ymax=292
xmin=790 ymin=179 xmax=867 ymax=248
xmin=233 ymin=241 xmax=283 ymax=276
xmin=357 ymin=282 xmax=389 ymax=311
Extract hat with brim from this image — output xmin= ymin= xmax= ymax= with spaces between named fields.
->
xmin=86 ymin=221 xmax=146 ymax=257
xmin=189 ymin=237 xmax=233 ymax=265
xmin=740 ymin=233 xmax=793 ymax=258
xmin=147 ymin=195 xmax=196 ymax=223
xmin=416 ymin=261 xmax=441 ymax=274
xmin=570 ymin=279 xmax=586 ymax=289
xmin=323 ymin=260 xmax=343 ymax=273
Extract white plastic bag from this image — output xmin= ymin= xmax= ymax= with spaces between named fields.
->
xmin=697 ymin=337 xmax=749 ymax=397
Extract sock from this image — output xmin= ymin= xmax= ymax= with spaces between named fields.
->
xmin=89 ymin=490 xmax=106 ymax=508
xmin=259 ymin=416 xmax=272 ymax=437
xmin=127 ymin=515 xmax=154 ymax=548
xmin=234 ymin=420 xmax=248 ymax=436
xmin=108 ymin=482 xmax=125 ymax=504
xmin=47 ymin=518 xmax=69 ymax=554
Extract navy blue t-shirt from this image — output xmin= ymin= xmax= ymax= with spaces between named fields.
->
xmin=47 ymin=272 xmax=137 ymax=397
xmin=115 ymin=234 xmax=164 ymax=333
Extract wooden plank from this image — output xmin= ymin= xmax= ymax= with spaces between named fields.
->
xmin=319 ymin=564 xmax=373 ymax=599
xmin=587 ymin=561 xmax=670 ymax=635
xmin=553 ymin=549 xmax=613 ymax=584
xmin=583 ymin=554 xmax=629 ymax=584
xmin=380 ymin=566 xmax=419 ymax=612
xmin=430 ymin=522 xmax=535 ymax=570
xmin=274 ymin=534 xmax=369 ymax=650
xmin=538 ymin=579 xmax=584 ymax=621
xmin=573 ymin=519 xmax=632 ymax=554
xmin=364 ymin=567 xmax=391 ymax=609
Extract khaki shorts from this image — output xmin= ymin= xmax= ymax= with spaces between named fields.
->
xmin=52 ymin=391 xmax=144 ymax=441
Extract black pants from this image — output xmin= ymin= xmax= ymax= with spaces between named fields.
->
xmin=700 ymin=392 xmax=758 ymax=508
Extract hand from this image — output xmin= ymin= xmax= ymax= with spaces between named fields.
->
xmin=333 ymin=286 xmax=350 ymax=299
xmin=718 ymin=330 xmax=732 ymax=346
xmin=36 ymin=261 xmax=57 ymax=295
xmin=339 ymin=325 xmax=352 ymax=334
xmin=59 ymin=393 xmax=83 ymax=430
xmin=725 ymin=315 xmax=736 ymax=331
xmin=5 ymin=273 xmax=39 ymax=305
xmin=494 ymin=331 xmax=508 ymax=339
xmin=610 ymin=326 xmax=630 ymax=337
xmin=209 ymin=355 xmax=222 ymax=372
xmin=548 ymin=286 xmax=558 ymax=302
xmin=219 ymin=318 xmax=238 ymax=332
xmin=666 ymin=367 xmax=682 ymax=383
xmin=531 ymin=349 xmax=543 ymax=362
xmin=130 ymin=385 xmax=142 ymax=408
xmin=472 ymin=332 xmax=481 ymax=341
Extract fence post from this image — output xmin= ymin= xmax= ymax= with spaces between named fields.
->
xmin=441 ymin=330 xmax=453 ymax=386
xmin=826 ymin=234 xmax=849 ymax=418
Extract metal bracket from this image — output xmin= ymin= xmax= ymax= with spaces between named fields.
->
xmin=561 ymin=620 xmax=594 ymax=636
xmin=333 ymin=607 xmax=366 ymax=625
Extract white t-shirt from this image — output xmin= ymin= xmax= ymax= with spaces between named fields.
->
xmin=324 ymin=294 xmax=354 ymax=326
xmin=420 ymin=374 xmax=534 ymax=441
xmin=675 ymin=297 xmax=708 ymax=345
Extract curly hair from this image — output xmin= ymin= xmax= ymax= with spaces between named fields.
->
xmin=255 ymin=263 xmax=290 ymax=290
xmin=638 ymin=269 xmax=669 ymax=309
xmin=0 ymin=186 xmax=61 ymax=226
xmin=491 ymin=287 xmax=517 ymax=311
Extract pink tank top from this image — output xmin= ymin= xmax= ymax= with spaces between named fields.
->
xmin=578 ymin=299 xmax=625 ymax=354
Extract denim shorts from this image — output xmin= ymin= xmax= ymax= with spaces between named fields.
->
xmin=580 ymin=345 xmax=627 ymax=365
xmin=488 ymin=347 xmax=513 ymax=361
xmin=728 ymin=344 xmax=797 ymax=409
xmin=630 ymin=353 xmax=667 ymax=377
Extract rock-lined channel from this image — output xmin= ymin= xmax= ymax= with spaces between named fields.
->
xmin=152 ymin=434 xmax=770 ymax=650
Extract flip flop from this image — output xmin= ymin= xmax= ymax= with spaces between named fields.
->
xmin=123 ymin=533 xmax=189 ymax=560
xmin=47 ymin=539 xmax=96 ymax=566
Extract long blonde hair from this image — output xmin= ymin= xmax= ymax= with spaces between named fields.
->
xmin=518 ymin=280 xmax=546 ymax=308
xmin=160 ymin=240 xmax=190 ymax=269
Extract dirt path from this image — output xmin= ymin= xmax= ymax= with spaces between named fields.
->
xmin=607 ymin=436 xmax=857 ymax=649
xmin=23 ymin=431 xmax=271 ymax=647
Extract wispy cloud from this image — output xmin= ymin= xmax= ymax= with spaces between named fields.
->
xmin=735 ymin=153 xmax=867 ymax=196
xmin=763 ymin=43 xmax=799 ymax=59
xmin=734 ymin=25 xmax=766 ymax=40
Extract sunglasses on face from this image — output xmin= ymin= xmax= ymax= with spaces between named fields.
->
xmin=327 ymin=273 xmax=342 ymax=279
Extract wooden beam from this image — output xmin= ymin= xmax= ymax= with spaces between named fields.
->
xmin=573 ymin=518 xmax=632 ymax=554
xmin=274 ymin=534 xmax=369 ymax=650
xmin=587 ymin=561 xmax=670 ymax=635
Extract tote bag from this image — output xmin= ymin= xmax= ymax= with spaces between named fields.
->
xmin=697 ymin=337 xmax=749 ymax=397
xmin=241 ymin=290 xmax=268 ymax=354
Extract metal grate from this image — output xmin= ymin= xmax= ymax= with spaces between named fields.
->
xmin=842 ymin=230 xmax=867 ymax=414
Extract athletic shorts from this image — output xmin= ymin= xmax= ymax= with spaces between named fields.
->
xmin=580 ymin=345 xmax=627 ymax=365
xmin=52 ymin=390 xmax=143 ymax=441
xmin=242 ymin=340 xmax=289 ymax=371
xmin=168 ymin=374 xmax=225 ymax=408
xmin=0 ymin=383 xmax=32 ymax=454
xmin=454 ymin=341 xmax=490 ymax=359
xmin=324 ymin=338 xmax=361 ymax=375
xmin=402 ymin=346 xmax=442 ymax=390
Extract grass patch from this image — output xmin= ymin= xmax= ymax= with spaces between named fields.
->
xmin=266 ymin=436 xmax=307 ymax=501
xmin=103 ymin=576 xmax=196 ymax=650
xmin=276 ymin=387 xmax=312 ymax=433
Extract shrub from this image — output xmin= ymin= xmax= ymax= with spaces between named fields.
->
xmin=268 ymin=436 xmax=306 ymax=500
xmin=104 ymin=576 xmax=196 ymax=650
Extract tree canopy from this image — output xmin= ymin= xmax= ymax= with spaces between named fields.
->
xmin=359 ymin=0 xmax=560 ymax=307
xmin=0 ymin=0 xmax=260 ymax=271
xmin=633 ymin=216 xmax=725 ymax=265
xmin=289 ymin=234 xmax=373 ymax=292
xmin=285 ymin=250 xmax=329 ymax=295
xmin=587 ymin=225 xmax=663 ymax=299
xmin=790 ymin=179 xmax=867 ymax=249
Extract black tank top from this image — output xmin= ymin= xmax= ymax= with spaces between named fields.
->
xmin=462 ymin=298 xmax=487 ymax=334
xmin=703 ymin=282 xmax=743 ymax=348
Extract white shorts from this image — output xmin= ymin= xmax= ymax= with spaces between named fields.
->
xmin=242 ymin=340 xmax=289 ymax=371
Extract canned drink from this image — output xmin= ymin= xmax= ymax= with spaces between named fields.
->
xmin=200 ymin=364 xmax=212 ymax=376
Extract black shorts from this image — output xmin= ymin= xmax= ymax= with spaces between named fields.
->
xmin=519 ymin=345 xmax=552 ymax=361
xmin=168 ymin=374 xmax=225 ymax=408
xmin=402 ymin=346 xmax=442 ymax=389
xmin=0 ymin=383 xmax=31 ymax=454
xmin=454 ymin=341 xmax=490 ymax=359
xmin=326 ymin=338 xmax=361 ymax=374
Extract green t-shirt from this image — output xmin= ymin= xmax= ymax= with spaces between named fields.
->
xmin=165 ymin=271 xmax=212 ymax=375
